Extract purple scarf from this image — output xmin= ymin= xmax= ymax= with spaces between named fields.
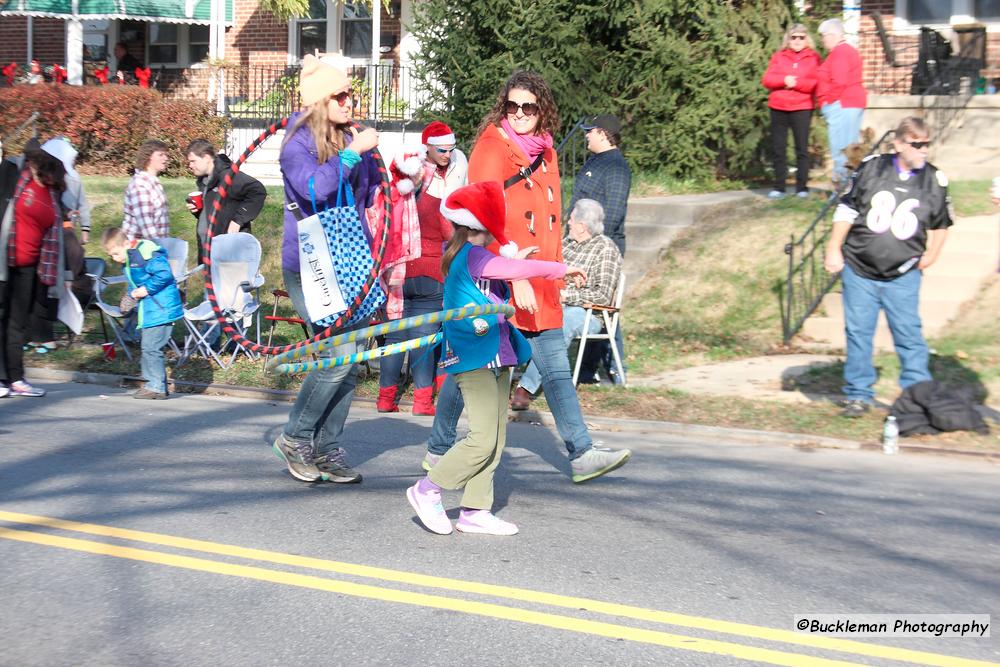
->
xmin=500 ymin=118 xmax=553 ymax=161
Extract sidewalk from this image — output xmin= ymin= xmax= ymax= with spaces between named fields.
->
xmin=24 ymin=366 xmax=999 ymax=461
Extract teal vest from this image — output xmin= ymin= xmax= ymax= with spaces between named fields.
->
xmin=441 ymin=243 xmax=531 ymax=375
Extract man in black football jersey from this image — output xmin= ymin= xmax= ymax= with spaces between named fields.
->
xmin=823 ymin=116 xmax=952 ymax=417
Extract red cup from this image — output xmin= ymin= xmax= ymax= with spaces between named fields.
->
xmin=101 ymin=342 xmax=116 ymax=361
xmin=186 ymin=191 xmax=204 ymax=212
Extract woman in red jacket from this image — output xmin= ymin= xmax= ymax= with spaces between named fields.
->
xmin=419 ymin=71 xmax=631 ymax=484
xmin=1 ymin=148 xmax=65 ymax=398
xmin=762 ymin=23 xmax=820 ymax=199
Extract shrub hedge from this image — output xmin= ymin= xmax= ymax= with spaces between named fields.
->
xmin=0 ymin=84 xmax=228 ymax=177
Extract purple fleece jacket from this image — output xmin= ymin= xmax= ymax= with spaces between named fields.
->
xmin=279 ymin=112 xmax=382 ymax=272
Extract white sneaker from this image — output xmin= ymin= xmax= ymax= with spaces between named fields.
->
xmin=570 ymin=446 xmax=631 ymax=483
xmin=767 ymin=190 xmax=786 ymax=199
xmin=456 ymin=510 xmax=518 ymax=536
xmin=406 ymin=481 xmax=453 ymax=535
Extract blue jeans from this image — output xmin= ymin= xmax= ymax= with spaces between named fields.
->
xmin=427 ymin=326 xmax=594 ymax=460
xmin=841 ymin=263 xmax=931 ymax=402
xmin=281 ymin=269 xmax=359 ymax=457
xmin=821 ymin=101 xmax=864 ymax=184
xmin=140 ymin=323 xmax=174 ymax=393
xmin=379 ymin=276 xmax=443 ymax=390
xmin=519 ymin=306 xmax=601 ymax=394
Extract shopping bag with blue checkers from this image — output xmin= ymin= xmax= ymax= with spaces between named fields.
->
xmin=295 ymin=175 xmax=385 ymax=327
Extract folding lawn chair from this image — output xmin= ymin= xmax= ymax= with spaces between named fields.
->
xmin=572 ymin=273 xmax=627 ymax=387
xmin=179 ymin=233 xmax=265 ymax=369
xmin=153 ymin=237 xmax=202 ymax=358
xmin=85 ymin=257 xmax=133 ymax=362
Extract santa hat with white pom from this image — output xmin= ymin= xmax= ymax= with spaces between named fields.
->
xmin=440 ymin=181 xmax=518 ymax=259
xmin=390 ymin=151 xmax=423 ymax=196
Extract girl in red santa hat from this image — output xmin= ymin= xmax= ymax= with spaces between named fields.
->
xmin=405 ymin=181 xmax=586 ymax=536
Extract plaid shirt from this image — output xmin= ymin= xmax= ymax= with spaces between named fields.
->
xmin=561 ymin=233 xmax=622 ymax=307
xmin=123 ymin=171 xmax=169 ymax=240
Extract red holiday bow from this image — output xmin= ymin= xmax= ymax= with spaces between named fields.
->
xmin=52 ymin=64 xmax=67 ymax=83
xmin=135 ymin=67 xmax=151 ymax=88
xmin=2 ymin=62 xmax=17 ymax=85
xmin=94 ymin=66 xmax=109 ymax=84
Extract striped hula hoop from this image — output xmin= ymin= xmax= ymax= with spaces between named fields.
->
xmin=267 ymin=303 xmax=515 ymax=374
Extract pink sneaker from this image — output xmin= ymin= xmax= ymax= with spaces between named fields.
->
xmin=406 ymin=481 xmax=452 ymax=535
xmin=455 ymin=509 xmax=518 ymax=536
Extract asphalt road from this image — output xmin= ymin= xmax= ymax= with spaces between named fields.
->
xmin=1 ymin=381 xmax=998 ymax=666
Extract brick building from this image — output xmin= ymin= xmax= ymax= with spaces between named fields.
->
xmin=0 ymin=1 xmax=415 ymax=102
xmin=851 ymin=0 xmax=1000 ymax=94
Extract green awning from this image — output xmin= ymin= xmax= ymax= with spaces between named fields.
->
xmin=1 ymin=0 xmax=233 ymax=24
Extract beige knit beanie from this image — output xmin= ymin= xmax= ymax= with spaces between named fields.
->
xmin=299 ymin=54 xmax=350 ymax=107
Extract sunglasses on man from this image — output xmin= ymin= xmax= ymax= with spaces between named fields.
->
xmin=904 ymin=139 xmax=932 ymax=149
xmin=504 ymin=100 xmax=539 ymax=117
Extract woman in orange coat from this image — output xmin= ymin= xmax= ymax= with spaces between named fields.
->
xmin=420 ymin=70 xmax=631 ymax=484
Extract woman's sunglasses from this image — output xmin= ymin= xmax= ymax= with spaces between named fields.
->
xmin=330 ymin=90 xmax=352 ymax=107
xmin=790 ymin=35 xmax=807 ymax=41
xmin=504 ymin=100 xmax=539 ymax=117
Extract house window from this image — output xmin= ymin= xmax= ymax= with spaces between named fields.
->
xmin=189 ymin=24 xmax=210 ymax=63
xmin=148 ymin=24 xmax=179 ymax=64
xmin=296 ymin=0 xmax=328 ymax=59
xmin=975 ymin=0 xmax=1000 ymax=18
xmin=342 ymin=2 xmax=372 ymax=58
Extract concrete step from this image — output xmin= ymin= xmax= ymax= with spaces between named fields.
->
xmin=624 ymin=223 xmax=683 ymax=252
xmin=817 ymin=291 xmax=966 ymax=332
xmin=799 ymin=315 xmax=896 ymax=351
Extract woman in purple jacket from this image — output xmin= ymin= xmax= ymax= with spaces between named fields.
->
xmin=272 ymin=54 xmax=381 ymax=486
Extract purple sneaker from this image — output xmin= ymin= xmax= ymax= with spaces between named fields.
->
xmin=455 ymin=509 xmax=518 ymax=536
xmin=10 ymin=381 xmax=45 ymax=397
xmin=406 ymin=479 xmax=452 ymax=535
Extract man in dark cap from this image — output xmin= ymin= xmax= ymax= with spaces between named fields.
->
xmin=568 ymin=114 xmax=631 ymax=384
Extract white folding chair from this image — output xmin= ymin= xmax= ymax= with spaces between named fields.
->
xmin=572 ymin=273 xmax=627 ymax=387
xmin=85 ymin=257 xmax=134 ymax=362
xmin=153 ymin=237 xmax=202 ymax=357
xmin=179 ymin=233 xmax=265 ymax=369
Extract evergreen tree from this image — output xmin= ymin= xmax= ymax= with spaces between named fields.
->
xmin=410 ymin=0 xmax=797 ymax=180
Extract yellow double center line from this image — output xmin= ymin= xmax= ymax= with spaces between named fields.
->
xmin=0 ymin=510 xmax=993 ymax=667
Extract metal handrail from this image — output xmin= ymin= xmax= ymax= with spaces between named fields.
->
xmin=555 ymin=117 xmax=588 ymax=209
xmin=779 ymin=130 xmax=893 ymax=344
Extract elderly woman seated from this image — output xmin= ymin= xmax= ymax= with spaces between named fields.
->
xmin=511 ymin=198 xmax=623 ymax=410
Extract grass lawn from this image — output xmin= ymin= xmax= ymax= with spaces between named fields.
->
xmin=33 ymin=175 xmax=999 ymax=452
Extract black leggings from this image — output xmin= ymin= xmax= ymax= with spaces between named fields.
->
xmin=769 ymin=108 xmax=812 ymax=193
xmin=1 ymin=265 xmax=44 ymax=384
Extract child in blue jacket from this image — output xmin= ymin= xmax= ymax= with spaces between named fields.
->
xmin=406 ymin=181 xmax=585 ymax=536
xmin=102 ymin=227 xmax=182 ymax=399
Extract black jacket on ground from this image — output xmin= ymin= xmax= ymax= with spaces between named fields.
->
xmin=194 ymin=154 xmax=267 ymax=264
xmin=890 ymin=380 xmax=990 ymax=436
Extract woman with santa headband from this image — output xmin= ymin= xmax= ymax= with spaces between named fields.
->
xmin=376 ymin=121 xmax=467 ymax=416
xmin=271 ymin=55 xmax=381 ymax=486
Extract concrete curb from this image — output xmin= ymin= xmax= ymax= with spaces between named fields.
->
xmin=25 ymin=366 xmax=997 ymax=461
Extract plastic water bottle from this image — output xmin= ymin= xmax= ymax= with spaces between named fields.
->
xmin=882 ymin=415 xmax=899 ymax=455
